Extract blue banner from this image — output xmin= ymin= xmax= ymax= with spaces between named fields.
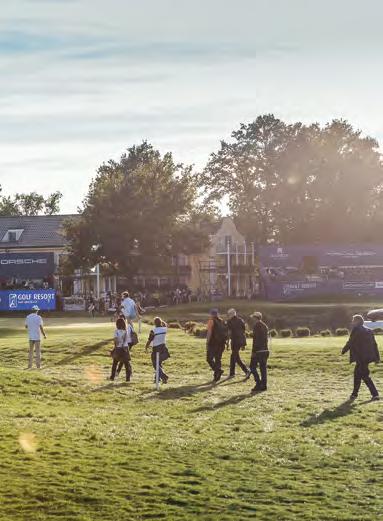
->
xmin=259 ymin=245 xmax=383 ymax=268
xmin=0 ymin=290 xmax=56 ymax=311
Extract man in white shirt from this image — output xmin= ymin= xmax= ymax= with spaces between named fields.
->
xmin=121 ymin=291 xmax=138 ymax=322
xmin=25 ymin=305 xmax=46 ymax=369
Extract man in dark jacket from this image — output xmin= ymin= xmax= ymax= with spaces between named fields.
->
xmin=342 ymin=314 xmax=380 ymax=401
xmin=227 ymin=308 xmax=250 ymax=378
xmin=250 ymin=312 xmax=269 ymax=392
xmin=206 ymin=309 xmax=228 ymax=382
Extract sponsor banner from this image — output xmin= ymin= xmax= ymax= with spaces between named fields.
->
xmin=0 ymin=252 xmax=55 ymax=278
xmin=263 ymin=279 xmax=383 ymax=301
xmin=259 ymin=244 xmax=383 ymax=268
xmin=0 ymin=290 xmax=56 ymax=311
xmin=63 ymin=296 xmax=86 ymax=312
xmin=343 ymin=282 xmax=375 ymax=291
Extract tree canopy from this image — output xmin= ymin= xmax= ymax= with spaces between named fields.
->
xmin=200 ymin=114 xmax=383 ymax=244
xmin=65 ymin=142 xmax=211 ymax=273
xmin=0 ymin=188 xmax=62 ymax=216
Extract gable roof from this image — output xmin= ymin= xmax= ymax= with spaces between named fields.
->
xmin=0 ymin=215 xmax=77 ymax=249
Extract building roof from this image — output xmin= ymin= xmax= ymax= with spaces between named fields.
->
xmin=0 ymin=214 xmax=77 ymax=249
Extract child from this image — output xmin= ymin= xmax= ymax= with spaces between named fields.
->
xmin=145 ymin=317 xmax=170 ymax=384
xmin=110 ymin=318 xmax=132 ymax=381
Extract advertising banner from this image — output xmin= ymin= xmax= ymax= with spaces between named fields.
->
xmin=0 ymin=252 xmax=55 ymax=278
xmin=263 ymin=280 xmax=383 ymax=301
xmin=63 ymin=296 xmax=86 ymax=311
xmin=259 ymin=245 xmax=383 ymax=268
xmin=0 ymin=290 xmax=56 ymax=311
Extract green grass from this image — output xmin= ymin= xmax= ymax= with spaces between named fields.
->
xmin=0 ymin=316 xmax=382 ymax=520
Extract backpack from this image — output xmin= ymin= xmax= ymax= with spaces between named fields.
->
xmin=213 ymin=318 xmax=229 ymax=344
xmin=130 ymin=325 xmax=139 ymax=346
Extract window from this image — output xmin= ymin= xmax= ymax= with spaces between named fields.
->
xmin=2 ymin=229 xmax=24 ymax=243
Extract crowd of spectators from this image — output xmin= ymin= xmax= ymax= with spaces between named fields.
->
xmin=0 ymin=276 xmax=54 ymax=291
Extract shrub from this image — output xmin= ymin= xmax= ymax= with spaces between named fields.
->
xmin=328 ymin=306 xmax=350 ymax=329
xmin=269 ymin=329 xmax=278 ymax=338
xmin=295 ymin=327 xmax=311 ymax=338
xmin=280 ymin=329 xmax=293 ymax=338
xmin=335 ymin=328 xmax=350 ymax=336
xmin=184 ymin=321 xmax=198 ymax=332
xmin=168 ymin=322 xmax=182 ymax=329
xmin=194 ymin=327 xmax=208 ymax=339
xmin=320 ymin=329 xmax=332 ymax=337
xmin=372 ymin=327 xmax=383 ymax=335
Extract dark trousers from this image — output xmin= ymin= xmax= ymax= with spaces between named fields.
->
xmin=250 ymin=352 xmax=269 ymax=389
xmin=353 ymin=362 xmax=379 ymax=397
xmin=230 ymin=348 xmax=248 ymax=376
xmin=151 ymin=350 xmax=168 ymax=382
xmin=207 ymin=345 xmax=225 ymax=379
xmin=111 ymin=359 xmax=131 ymax=381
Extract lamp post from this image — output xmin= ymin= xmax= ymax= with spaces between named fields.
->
xmin=91 ymin=244 xmax=102 ymax=299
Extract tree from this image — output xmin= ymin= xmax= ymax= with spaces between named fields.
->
xmin=65 ymin=142 xmax=210 ymax=275
xmin=0 ymin=187 xmax=62 ymax=216
xmin=201 ymin=115 xmax=383 ymax=244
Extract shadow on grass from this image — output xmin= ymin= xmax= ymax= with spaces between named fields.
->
xmin=0 ymin=328 xmax=25 ymax=338
xmin=141 ymin=381 xmax=217 ymax=400
xmin=301 ymin=399 xmax=371 ymax=427
xmin=91 ymin=381 xmax=131 ymax=392
xmin=192 ymin=392 xmax=254 ymax=413
xmin=55 ymin=339 xmax=111 ymax=366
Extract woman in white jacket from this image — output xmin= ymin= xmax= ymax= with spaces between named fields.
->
xmin=145 ymin=317 xmax=170 ymax=383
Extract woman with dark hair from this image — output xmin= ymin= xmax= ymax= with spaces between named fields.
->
xmin=145 ymin=317 xmax=170 ymax=384
xmin=110 ymin=317 xmax=132 ymax=382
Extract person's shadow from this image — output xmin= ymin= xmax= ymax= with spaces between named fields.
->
xmin=192 ymin=392 xmax=255 ymax=413
xmin=141 ymin=381 xmax=217 ymax=401
xmin=301 ymin=399 xmax=371 ymax=427
xmin=55 ymin=339 xmax=111 ymax=366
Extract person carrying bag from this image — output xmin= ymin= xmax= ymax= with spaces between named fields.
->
xmin=110 ymin=318 xmax=132 ymax=382
xmin=145 ymin=317 xmax=170 ymax=384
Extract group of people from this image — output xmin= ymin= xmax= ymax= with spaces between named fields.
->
xmin=110 ymin=314 xmax=170 ymax=384
xmin=206 ymin=308 xmax=269 ymax=393
xmin=24 ymin=300 xmax=380 ymax=400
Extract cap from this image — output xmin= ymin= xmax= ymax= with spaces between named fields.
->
xmin=31 ymin=305 xmax=40 ymax=311
xmin=227 ymin=308 xmax=236 ymax=317
xmin=209 ymin=308 xmax=219 ymax=317
xmin=251 ymin=311 xmax=262 ymax=320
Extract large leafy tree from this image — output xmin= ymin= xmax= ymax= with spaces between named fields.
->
xmin=0 ymin=187 xmax=62 ymax=216
xmin=201 ymin=115 xmax=383 ymax=244
xmin=65 ymin=142 xmax=210 ymax=274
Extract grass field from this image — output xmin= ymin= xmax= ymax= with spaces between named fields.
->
xmin=0 ymin=316 xmax=382 ymax=520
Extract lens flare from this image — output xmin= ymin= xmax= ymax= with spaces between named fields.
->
xmin=19 ymin=432 xmax=38 ymax=454
xmin=84 ymin=365 xmax=103 ymax=384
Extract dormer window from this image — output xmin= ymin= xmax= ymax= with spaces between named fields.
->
xmin=2 ymin=229 xmax=24 ymax=243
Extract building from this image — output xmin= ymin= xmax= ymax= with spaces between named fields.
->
xmin=0 ymin=215 xmax=72 ymax=291
xmin=195 ymin=217 xmax=258 ymax=297
xmin=0 ymin=215 xmax=117 ymax=301
xmin=132 ymin=217 xmax=258 ymax=297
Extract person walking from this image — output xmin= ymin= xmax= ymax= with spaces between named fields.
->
xmin=110 ymin=318 xmax=132 ymax=382
xmin=206 ymin=309 xmax=228 ymax=382
xmin=227 ymin=308 xmax=250 ymax=378
xmin=342 ymin=314 xmax=380 ymax=401
xmin=145 ymin=317 xmax=170 ymax=384
xmin=25 ymin=305 xmax=46 ymax=369
xmin=121 ymin=291 xmax=138 ymax=324
xmin=249 ymin=312 xmax=269 ymax=392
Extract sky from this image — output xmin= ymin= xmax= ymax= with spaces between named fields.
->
xmin=1 ymin=0 xmax=383 ymax=213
